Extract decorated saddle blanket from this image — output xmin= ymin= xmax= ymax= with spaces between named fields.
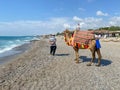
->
xmin=65 ymin=30 xmax=95 ymax=49
xmin=73 ymin=30 xmax=94 ymax=44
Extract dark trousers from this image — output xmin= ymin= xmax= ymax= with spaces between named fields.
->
xmin=50 ymin=46 xmax=57 ymax=55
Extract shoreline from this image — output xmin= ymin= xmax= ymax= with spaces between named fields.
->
xmin=0 ymin=41 xmax=34 ymax=65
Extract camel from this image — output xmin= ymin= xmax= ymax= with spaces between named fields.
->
xmin=64 ymin=29 xmax=102 ymax=66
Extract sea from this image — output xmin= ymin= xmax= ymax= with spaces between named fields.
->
xmin=0 ymin=36 xmax=39 ymax=59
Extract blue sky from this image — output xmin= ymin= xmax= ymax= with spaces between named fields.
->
xmin=0 ymin=0 xmax=120 ymax=36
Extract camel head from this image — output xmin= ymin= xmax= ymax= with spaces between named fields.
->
xmin=64 ymin=29 xmax=74 ymax=45
xmin=64 ymin=29 xmax=74 ymax=40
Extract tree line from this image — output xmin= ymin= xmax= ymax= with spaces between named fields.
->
xmin=56 ymin=26 xmax=120 ymax=36
xmin=98 ymin=26 xmax=120 ymax=31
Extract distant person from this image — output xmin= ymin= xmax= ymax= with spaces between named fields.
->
xmin=104 ymin=34 xmax=107 ymax=38
xmin=76 ymin=23 xmax=80 ymax=30
xmin=49 ymin=34 xmax=57 ymax=56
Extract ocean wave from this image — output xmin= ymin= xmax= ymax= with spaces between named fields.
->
xmin=0 ymin=36 xmax=36 ymax=54
xmin=0 ymin=44 xmax=19 ymax=53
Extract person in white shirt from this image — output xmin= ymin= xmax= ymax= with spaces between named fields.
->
xmin=49 ymin=34 xmax=57 ymax=56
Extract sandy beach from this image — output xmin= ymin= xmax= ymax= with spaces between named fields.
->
xmin=0 ymin=36 xmax=120 ymax=90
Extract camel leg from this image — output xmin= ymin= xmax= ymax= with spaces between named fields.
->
xmin=76 ymin=49 xmax=79 ymax=63
xmin=73 ymin=47 xmax=79 ymax=63
xmin=96 ymin=49 xmax=102 ymax=66
xmin=87 ymin=49 xmax=95 ymax=66
xmin=73 ymin=47 xmax=77 ymax=61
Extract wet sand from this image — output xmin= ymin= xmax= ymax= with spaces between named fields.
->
xmin=0 ymin=36 xmax=120 ymax=90
xmin=0 ymin=42 xmax=32 ymax=65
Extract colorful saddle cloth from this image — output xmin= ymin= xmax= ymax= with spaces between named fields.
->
xmin=72 ymin=30 xmax=95 ymax=49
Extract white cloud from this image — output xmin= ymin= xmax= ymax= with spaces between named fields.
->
xmin=73 ymin=16 xmax=83 ymax=22
xmin=109 ymin=16 xmax=120 ymax=26
xmin=96 ymin=10 xmax=108 ymax=16
xmin=63 ymin=23 xmax=70 ymax=29
xmin=72 ymin=16 xmax=104 ymax=29
xmin=0 ymin=17 xmax=106 ymax=35
xmin=0 ymin=16 xmax=120 ymax=36
xmin=0 ymin=18 xmax=72 ymax=36
xmin=81 ymin=17 xmax=104 ymax=29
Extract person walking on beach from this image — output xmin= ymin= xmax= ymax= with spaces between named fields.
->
xmin=49 ymin=34 xmax=57 ymax=56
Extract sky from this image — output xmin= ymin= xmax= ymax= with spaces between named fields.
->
xmin=0 ymin=0 xmax=120 ymax=36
